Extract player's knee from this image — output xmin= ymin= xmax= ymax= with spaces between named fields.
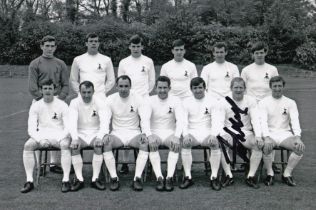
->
xmin=59 ymin=139 xmax=70 ymax=150
xmin=210 ymin=142 xmax=220 ymax=150
xmin=94 ymin=147 xmax=103 ymax=155
xmin=24 ymin=138 xmax=37 ymax=151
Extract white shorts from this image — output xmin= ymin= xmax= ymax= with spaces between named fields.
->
xmin=34 ymin=129 xmax=67 ymax=143
xmin=151 ymin=129 xmax=174 ymax=142
xmin=78 ymin=130 xmax=98 ymax=144
xmin=269 ymin=131 xmax=293 ymax=146
xmin=111 ymin=129 xmax=141 ymax=146
xmin=189 ymin=129 xmax=211 ymax=143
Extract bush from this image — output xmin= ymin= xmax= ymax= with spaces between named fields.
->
xmin=294 ymin=42 xmax=316 ymax=71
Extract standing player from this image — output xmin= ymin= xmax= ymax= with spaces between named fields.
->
xmin=70 ymin=33 xmax=115 ymax=101
xmin=117 ymin=34 xmax=155 ymax=173
xmin=201 ymin=42 xmax=240 ymax=100
xmin=181 ymin=77 xmax=222 ymax=191
xmin=103 ymin=75 xmax=151 ymax=191
xmin=68 ymin=81 xmax=109 ymax=191
xmin=148 ymin=76 xmax=184 ymax=191
xmin=241 ymin=42 xmax=279 ymax=101
xmin=28 ymin=35 xmax=69 ymax=174
xmin=118 ymin=34 xmax=155 ymax=98
xmin=241 ymin=41 xmax=280 ymax=173
xmin=21 ymin=80 xmax=71 ymax=193
xmin=260 ymin=76 xmax=304 ymax=186
xmin=160 ymin=39 xmax=198 ymax=101
xmin=218 ymin=78 xmax=264 ymax=189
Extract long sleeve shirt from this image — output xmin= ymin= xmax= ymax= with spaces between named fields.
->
xmin=70 ymin=53 xmax=115 ymax=97
xmin=259 ymin=95 xmax=301 ymax=137
xmin=182 ymin=95 xmax=222 ymax=137
xmin=28 ymin=56 xmax=69 ymax=101
xmin=201 ymin=61 xmax=240 ymax=99
xmin=160 ymin=59 xmax=197 ymax=99
xmin=28 ymin=98 xmax=69 ymax=141
xmin=241 ymin=63 xmax=278 ymax=101
xmin=68 ymin=96 xmax=110 ymax=140
xmin=218 ymin=94 xmax=262 ymax=138
xmin=148 ymin=95 xmax=184 ymax=138
xmin=118 ymin=55 xmax=155 ymax=97
xmin=105 ymin=92 xmax=151 ymax=136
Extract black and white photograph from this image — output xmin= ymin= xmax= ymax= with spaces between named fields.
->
xmin=0 ymin=0 xmax=316 ymax=209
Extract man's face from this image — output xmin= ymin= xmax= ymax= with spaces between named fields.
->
xmin=40 ymin=41 xmax=56 ymax=58
xmin=86 ymin=37 xmax=100 ymax=55
xmin=191 ymin=83 xmax=205 ymax=100
xmin=172 ymin=45 xmax=185 ymax=62
xmin=271 ymin=81 xmax=284 ymax=99
xmin=129 ymin=43 xmax=143 ymax=58
xmin=156 ymin=81 xmax=170 ymax=100
xmin=117 ymin=79 xmax=131 ymax=98
xmin=80 ymin=85 xmax=94 ymax=103
xmin=213 ymin=47 xmax=227 ymax=63
xmin=253 ymin=48 xmax=267 ymax=65
xmin=231 ymin=81 xmax=245 ymax=101
xmin=40 ymin=84 xmax=55 ymax=103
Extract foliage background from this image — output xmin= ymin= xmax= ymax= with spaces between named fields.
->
xmin=0 ymin=0 xmax=315 ymax=70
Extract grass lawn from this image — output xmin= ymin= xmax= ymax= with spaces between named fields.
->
xmin=0 ymin=66 xmax=315 ymax=210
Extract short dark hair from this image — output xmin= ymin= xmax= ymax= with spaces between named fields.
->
xmin=155 ymin=76 xmax=171 ymax=88
xmin=116 ymin=75 xmax=132 ymax=87
xmin=269 ymin=76 xmax=286 ymax=88
xmin=129 ymin=34 xmax=142 ymax=45
xmin=40 ymin=35 xmax=56 ymax=45
xmin=79 ymin=81 xmax=94 ymax=91
xmin=85 ymin=33 xmax=99 ymax=42
xmin=40 ymin=79 xmax=55 ymax=88
xmin=251 ymin=41 xmax=268 ymax=53
xmin=190 ymin=77 xmax=206 ymax=89
xmin=230 ymin=77 xmax=246 ymax=89
xmin=212 ymin=42 xmax=227 ymax=52
xmin=172 ymin=39 xmax=185 ymax=48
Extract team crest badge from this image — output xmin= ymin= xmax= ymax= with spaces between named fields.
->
xmin=168 ymin=107 xmax=173 ymax=114
xmin=204 ymin=107 xmax=209 ymax=114
xmin=264 ymin=73 xmax=269 ymax=79
xmin=184 ymin=71 xmax=188 ymax=77
xmin=225 ymin=72 xmax=230 ymax=78
xmin=141 ymin=66 xmax=145 ymax=72
xmin=52 ymin=112 xmax=58 ymax=120
xmin=283 ymin=108 xmax=287 ymax=115
xmin=130 ymin=106 xmax=134 ymax=112
xmin=92 ymin=110 xmax=97 ymax=117
xmin=98 ymin=64 xmax=102 ymax=70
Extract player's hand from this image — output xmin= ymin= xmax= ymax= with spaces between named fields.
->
xmin=94 ymin=137 xmax=104 ymax=147
xmin=140 ymin=134 xmax=148 ymax=144
xmin=171 ymin=136 xmax=181 ymax=153
xmin=183 ymin=135 xmax=192 ymax=147
xmin=148 ymin=135 xmax=158 ymax=151
xmin=70 ymin=139 xmax=80 ymax=150
xmin=263 ymin=136 xmax=274 ymax=154
xmin=294 ymin=137 xmax=305 ymax=153
xmin=209 ymin=135 xmax=218 ymax=147
xmin=40 ymin=139 xmax=50 ymax=148
xmin=256 ymin=137 xmax=264 ymax=149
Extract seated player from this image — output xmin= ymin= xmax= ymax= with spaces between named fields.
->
xmin=68 ymin=81 xmax=109 ymax=191
xmin=20 ymin=79 xmax=71 ymax=193
xmin=260 ymin=76 xmax=305 ymax=186
xmin=147 ymin=76 xmax=184 ymax=192
xmin=103 ymin=75 xmax=151 ymax=191
xmin=181 ymin=77 xmax=222 ymax=191
xmin=218 ymin=77 xmax=264 ymax=189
